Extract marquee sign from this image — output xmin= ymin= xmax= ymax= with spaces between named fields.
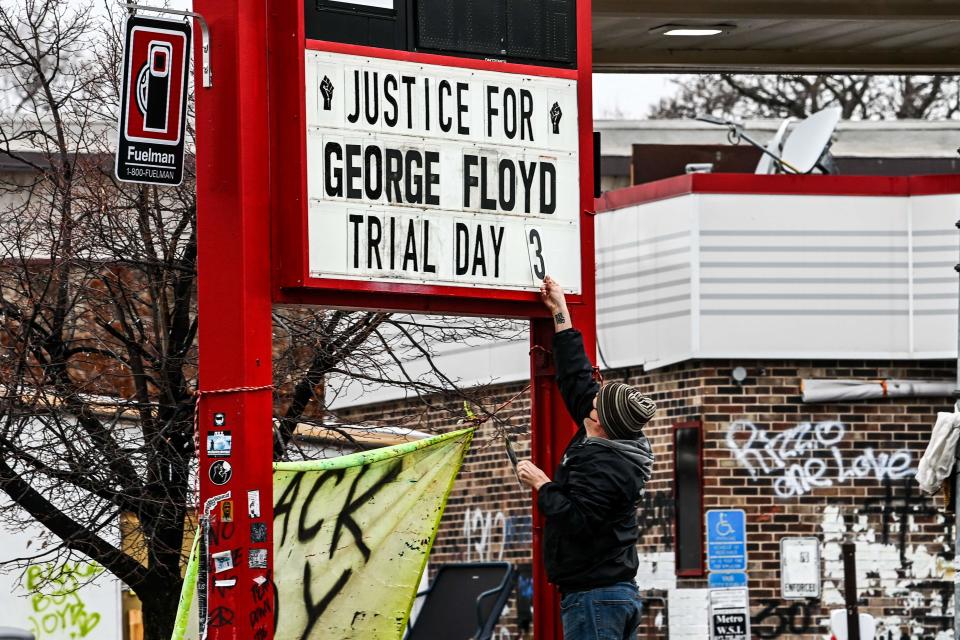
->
xmin=304 ymin=50 xmax=581 ymax=293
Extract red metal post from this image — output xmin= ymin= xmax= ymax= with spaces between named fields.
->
xmin=531 ymin=0 xmax=595 ymax=635
xmin=195 ymin=2 xmax=275 ymax=639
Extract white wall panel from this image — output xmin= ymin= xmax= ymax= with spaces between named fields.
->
xmin=596 ymin=196 xmax=694 ymax=369
xmin=911 ymin=194 xmax=960 ymax=355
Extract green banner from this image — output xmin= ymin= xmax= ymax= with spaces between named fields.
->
xmin=172 ymin=428 xmax=473 ymax=640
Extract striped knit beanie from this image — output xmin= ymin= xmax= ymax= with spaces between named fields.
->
xmin=596 ymin=382 xmax=657 ymax=440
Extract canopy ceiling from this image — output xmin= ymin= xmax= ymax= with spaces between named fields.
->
xmin=593 ymin=0 xmax=960 ymax=72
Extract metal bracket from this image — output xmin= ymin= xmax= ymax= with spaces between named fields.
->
xmin=123 ymin=2 xmax=212 ymax=88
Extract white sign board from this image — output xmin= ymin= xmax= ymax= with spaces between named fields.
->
xmin=305 ymin=50 xmax=581 ymax=292
xmin=709 ymin=588 xmax=750 ymax=640
xmin=780 ymin=537 xmax=821 ymax=599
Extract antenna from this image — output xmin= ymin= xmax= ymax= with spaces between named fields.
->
xmin=697 ymin=107 xmax=841 ymax=175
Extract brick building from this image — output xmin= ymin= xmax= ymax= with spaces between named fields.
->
xmin=334 ymin=173 xmax=960 ymax=639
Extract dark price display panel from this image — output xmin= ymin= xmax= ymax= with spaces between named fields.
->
xmin=305 ymin=0 xmax=576 ymax=67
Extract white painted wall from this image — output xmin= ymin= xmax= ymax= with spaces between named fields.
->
xmin=0 ymin=509 xmax=122 ymax=640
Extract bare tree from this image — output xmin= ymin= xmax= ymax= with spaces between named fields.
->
xmin=0 ymin=3 xmax=520 ymax=639
xmin=650 ymin=73 xmax=960 ymax=120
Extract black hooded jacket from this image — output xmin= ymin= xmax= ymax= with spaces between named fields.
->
xmin=537 ymin=328 xmax=654 ymax=592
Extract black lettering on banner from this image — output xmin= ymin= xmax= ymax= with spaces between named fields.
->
xmin=389 ymin=217 xmax=397 ymax=270
xmin=324 ymin=142 xmax=343 ymax=198
xmin=347 ymin=70 xmax=360 ymax=123
xmin=363 ymin=146 xmax=383 ymax=200
xmin=345 ymin=144 xmax=362 ymax=199
xmin=385 ymin=148 xmax=403 ymax=202
xmin=519 ymin=161 xmax=537 ymax=213
xmin=540 ymin=161 xmax=556 ymax=214
xmin=490 ymin=225 xmax=504 ymax=278
xmin=300 ymin=563 xmax=352 ymax=640
xmin=404 ymin=150 xmax=423 ymax=204
xmin=367 ymin=216 xmax=382 ymax=269
xmin=402 ymin=220 xmax=418 ymax=272
xmin=424 ymin=151 xmax=440 ymax=206
xmin=438 ymin=80 xmax=452 ymax=132
xmin=423 ymin=77 xmax=430 ymax=132
xmin=348 ymin=215 xmax=363 ymax=269
xmin=498 ymin=159 xmax=516 ymax=211
xmin=520 ymin=89 xmax=534 ymax=141
xmin=463 ymin=155 xmax=479 ymax=208
xmin=486 ymin=85 xmax=499 ymax=137
xmin=479 ymin=160 xmax=496 ymax=210
xmin=529 ymin=229 xmax=546 ymax=279
xmin=330 ymin=460 xmax=403 ymax=561
xmin=471 ymin=224 xmax=486 ymax=276
xmin=363 ymin=71 xmax=379 ymax=125
xmin=423 ymin=220 xmax=437 ymax=274
xmin=503 ymin=87 xmax=517 ymax=139
xmin=456 ymin=83 xmax=470 ymax=135
xmin=298 ymin=469 xmax=346 ymax=542
xmin=384 ymin=74 xmax=398 ymax=127
xmin=401 ymin=76 xmax=415 ymax=129
xmin=455 ymin=222 xmax=469 ymax=275
xmin=273 ymin=472 xmax=304 ymax=546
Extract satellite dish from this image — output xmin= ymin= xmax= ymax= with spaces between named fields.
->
xmin=755 ymin=118 xmax=794 ymax=174
xmin=778 ymin=107 xmax=842 ymax=174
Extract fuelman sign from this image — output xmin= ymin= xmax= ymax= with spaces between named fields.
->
xmin=305 ymin=51 xmax=582 ymax=293
xmin=115 ymin=15 xmax=191 ymax=186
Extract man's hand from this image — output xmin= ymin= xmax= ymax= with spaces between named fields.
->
xmin=539 ymin=275 xmax=572 ymax=332
xmin=517 ymin=460 xmax=551 ymax=491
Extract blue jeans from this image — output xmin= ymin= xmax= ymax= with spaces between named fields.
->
xmin=560 ymin=582 xmax=643 ymax=640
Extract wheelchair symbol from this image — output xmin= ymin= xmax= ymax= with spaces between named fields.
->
xmin=715 ymin=513 xmax=735 ymax=537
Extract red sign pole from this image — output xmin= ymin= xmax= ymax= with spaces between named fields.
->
xmin=531 ymin=0 xmax=595 ymax=637
xmin=195 ymin=1 xmax=275 ymax=638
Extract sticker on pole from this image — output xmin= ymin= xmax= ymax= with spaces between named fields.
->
xmin=115 ymin=15 xmax=191 ymax=186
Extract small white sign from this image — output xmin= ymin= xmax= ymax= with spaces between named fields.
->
xmin=304 ymin=50 xmax=581 ymax=293
xmin=780 ymin=537 xmax=820 ymax=599
xmin=709 ymin=588 xmax=750 ymax=640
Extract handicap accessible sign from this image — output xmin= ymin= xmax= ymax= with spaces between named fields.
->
xmin=707 ymin=509 xmax=747 ymax=572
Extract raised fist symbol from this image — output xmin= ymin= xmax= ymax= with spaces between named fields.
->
xmin=550 ymin=102 xmax=562 ymax=134
xmin=320 ymin=75 xmax=334 ymax=111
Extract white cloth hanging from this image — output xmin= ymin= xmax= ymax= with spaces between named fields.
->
xmin=916 ymin=403 xmax=960 ymax=495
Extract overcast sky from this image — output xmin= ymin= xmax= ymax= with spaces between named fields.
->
xmin=94 ymin=0 xmax=673 ymax=118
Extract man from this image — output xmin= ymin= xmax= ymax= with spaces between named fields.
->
xmin=517 ymin=276 xmax=655 ymax=640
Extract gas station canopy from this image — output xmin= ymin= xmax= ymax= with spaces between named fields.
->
xmin=594 ymin=0 xmax=960 ymax=72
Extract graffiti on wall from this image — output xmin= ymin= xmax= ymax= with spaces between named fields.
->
xmin=725 ymin=420 xmax=914 ymax=498
xmin=26 ymin=560 xmax=105 ymax=640
xmin=636 ymin=491 xmax=674 ymax=546
xmin=462 ymin=507 xmax=532 ymax=562
xmin=752 ymin=599 xmax=813 ymax=638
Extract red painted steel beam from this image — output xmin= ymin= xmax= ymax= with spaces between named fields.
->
xmin=531 ymin=1 xmax=596 ymax=637
xmin=195 ymin=1 xmax=275 ymax=638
